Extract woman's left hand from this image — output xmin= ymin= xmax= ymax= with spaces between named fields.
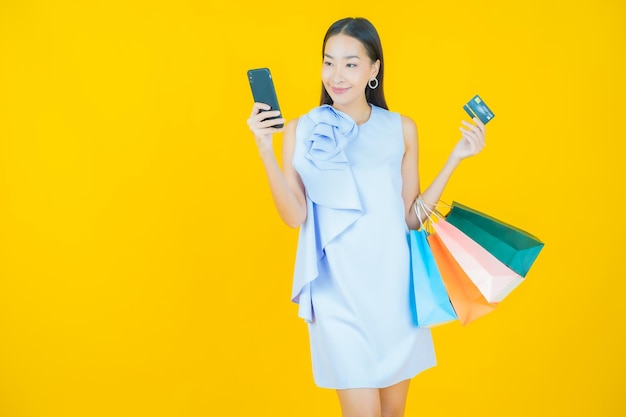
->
xmin=451 ymin=117 xmax=486 ymax=161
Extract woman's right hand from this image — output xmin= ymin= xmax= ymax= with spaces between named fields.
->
xmin=247 ymin=102 xmax=285 ymax=155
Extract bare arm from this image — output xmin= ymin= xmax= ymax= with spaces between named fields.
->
xmin=400 ymin=116 xmax=421 ymax=229
xmin=247 ymin=103 xmax=306 ymax=228
xmin=401 ymin=115 xmax=486 ymax=230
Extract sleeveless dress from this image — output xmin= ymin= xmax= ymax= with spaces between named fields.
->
xmin=291 ymin=104 xmax=436 ymax=389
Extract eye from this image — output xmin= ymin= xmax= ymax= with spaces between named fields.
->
xmin=324 ymin=61 xmax=333 ymax=66
xmin=347 ymin=63 xmax=357 ymax=68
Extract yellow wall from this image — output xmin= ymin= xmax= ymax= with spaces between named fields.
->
xmin=0 ymin=1 xmax=624 ymax=416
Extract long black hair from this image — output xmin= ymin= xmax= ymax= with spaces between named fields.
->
xmin=320 ymin=17 xmax=388 ymax=110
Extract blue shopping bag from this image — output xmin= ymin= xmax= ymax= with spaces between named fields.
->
xmin=409 ymin=229 xmax=458 ymax=328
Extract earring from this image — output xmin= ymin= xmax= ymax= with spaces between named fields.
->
xmin=368 ymin=77 xmax=379 ymax=89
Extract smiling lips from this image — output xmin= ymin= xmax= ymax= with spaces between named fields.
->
xmin=331 ymin=86 xmax=350 ymax=95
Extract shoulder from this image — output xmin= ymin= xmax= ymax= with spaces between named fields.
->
xmin=400 ymin=114 xmax=418 ymax=145
xmin=283 ymin=117 xmax=300 ymax=145
xmin=285 ymin=118 xmax=300 ymax=133
xmin=400 ymin=114 xmax=417 ymax=134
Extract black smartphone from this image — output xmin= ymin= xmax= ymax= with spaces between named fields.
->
xmin=247 ymin=67 xmax=283 ymax=128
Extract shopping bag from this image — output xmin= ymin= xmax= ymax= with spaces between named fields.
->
xmin=409 ymin=229 xmax=458 ymax=327
xmin=432 ymin=219 xmax=524 ymax=303
xmin=428 ymin=232 xmax=497 ymax=325
xmin=445 ymin=202 xmax=544 ymax=277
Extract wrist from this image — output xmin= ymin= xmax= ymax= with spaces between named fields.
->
xmin=258 ymin=146 xmax=276 ymax=162
xmin=446 ymin=154 xmax=462 ymax=168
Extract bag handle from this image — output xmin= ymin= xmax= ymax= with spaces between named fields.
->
xmin=413 ymin=198 xmax=426 ymax=231
xmin=435 ymin=200 xmax=452 ymax=210
xmin=417 ymin=198 xmax=445 ymax=220
xmin=413 ymin=197 xmax=443 ymax=233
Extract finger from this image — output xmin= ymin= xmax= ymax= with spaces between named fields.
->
xmin=250 ymin=111 xmax=281 ymax=126
xmin=459 ymin=126 xmax=479 ymax=139
xmin=473 ymin=117 xmax=486 ymax=129
xmin=259 ymin=110 xmax=281 ymax=118
xmin=459 ymin=129 xmax=482 ymax=148
xmin=257 ymin=117 xmax=285 ymax=129
xmin=460 ymin=121 xmax=477 ymax=136
xmin=461 ymin=119 xmax=481 ymax=131
xmin=470 ymin=117 xmax=486 ymax=135
xmin=461 ymin=117 xmax=486 ymax=135
xmin=467 ymin=122 xmax=486 ymax=146
xmin=250 ymin=102 xmax=272 ymax=117
xmin=460 ymin=122 xmax=484 ymax=139
xmin=465 ymin=135 xmax=485 ymax=154
xmin=257 ymin=110 xmax=281 ymax=120
xmin=461 ymin=117 xmax=486 ymax=132
xmin=252 ymin=126 xmax=284 ymax=138
xmin=460 ymin=132 xmax=476 ymax=146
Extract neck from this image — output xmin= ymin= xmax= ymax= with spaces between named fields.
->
xmin=333 ymin=101 xmax=372 ymax=125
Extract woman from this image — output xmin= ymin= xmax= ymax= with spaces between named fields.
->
xmin=247 ymin=17 xmax=485 ymax=417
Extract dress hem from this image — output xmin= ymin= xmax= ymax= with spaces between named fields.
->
xmin=311 ymin=362 xmax=437 ymax=390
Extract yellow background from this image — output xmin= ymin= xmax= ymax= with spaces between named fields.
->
xmin=0 ymin=0 xmax=624 ymax=416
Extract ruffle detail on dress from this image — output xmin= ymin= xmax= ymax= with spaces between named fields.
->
xmin=291 ymin=105 xmax=365 ymax=322
xmin=303 ymin=105 xmax=359 ymax=170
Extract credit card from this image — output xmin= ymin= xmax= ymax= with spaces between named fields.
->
xmin=463 ymin=95 xmax=495 ymax=124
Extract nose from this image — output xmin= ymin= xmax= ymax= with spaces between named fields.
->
xmin=332 ymin=66 xmax=344 ymax=84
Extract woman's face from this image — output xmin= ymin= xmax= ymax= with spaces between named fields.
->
xmin=322 ymin=34 xmax=379 ymax=108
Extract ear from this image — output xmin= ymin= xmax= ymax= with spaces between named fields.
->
xmin=371 ymin=59 xmax=380 ymax=78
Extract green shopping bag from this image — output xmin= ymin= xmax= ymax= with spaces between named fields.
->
xmin=445 ymin=202 xmax=544 ymax=277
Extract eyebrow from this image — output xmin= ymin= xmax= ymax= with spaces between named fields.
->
xmin=324 ymin=53 xmax=361 ymax=60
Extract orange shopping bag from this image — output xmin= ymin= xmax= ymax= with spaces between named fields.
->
xmin=427 ymin=232 xmax=497 ymax=325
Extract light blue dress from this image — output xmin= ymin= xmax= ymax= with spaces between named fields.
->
xmin=291 ymin=104 xmax=436 ymax=389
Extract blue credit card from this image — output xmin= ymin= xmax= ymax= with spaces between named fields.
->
xmin=463 ymin=95 xmax=495 ymax=124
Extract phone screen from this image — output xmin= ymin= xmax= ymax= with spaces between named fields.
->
xmin=247 ymin=68 xmax=283 ymax=128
